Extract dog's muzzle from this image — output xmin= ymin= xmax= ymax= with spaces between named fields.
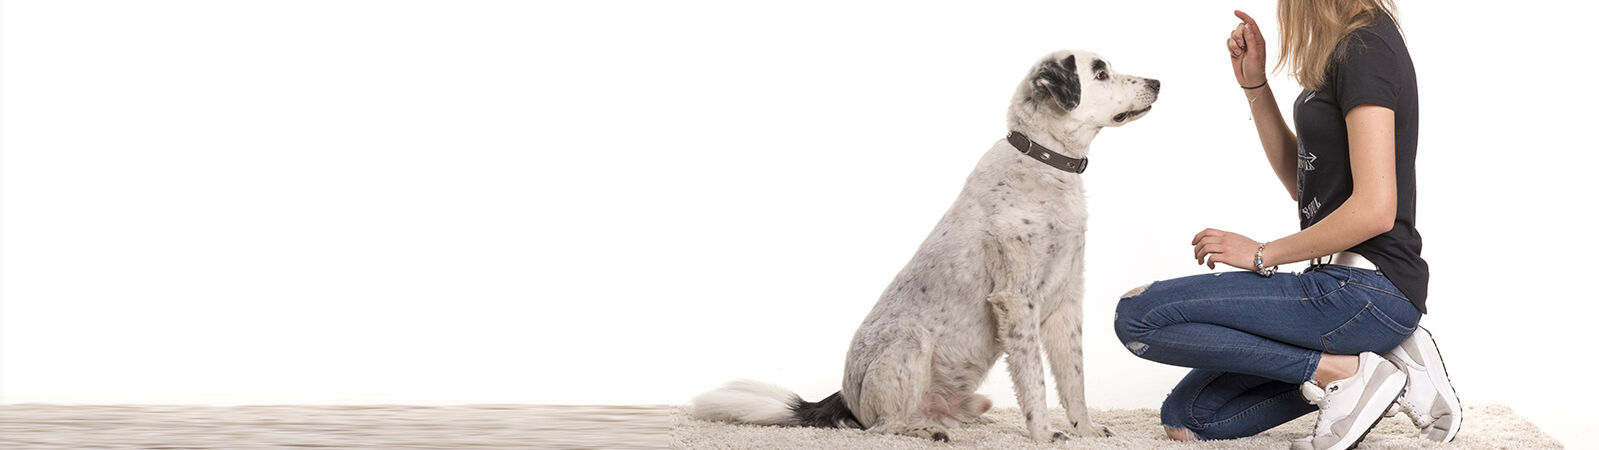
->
xmin=1114 ymin=79 xmax=1160 ymax=123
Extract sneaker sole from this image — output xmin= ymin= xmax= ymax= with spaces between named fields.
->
xmin=1331 ymin=367 xmax=1409 ymax=450
xmin=1413 ymin=326 xmax=1462 ymax=442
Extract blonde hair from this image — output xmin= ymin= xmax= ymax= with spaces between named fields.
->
xmin=1275 ymin=0 xmax=1399 ymax=90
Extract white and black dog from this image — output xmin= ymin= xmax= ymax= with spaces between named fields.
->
xmin=692 ymin=50 xmax=1159 ymax=443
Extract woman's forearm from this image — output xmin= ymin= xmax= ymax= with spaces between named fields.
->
xmin=1259 ymin=195 xmax=1394 ymax=267
xmin=1246 ymin=85 xmax=1300 ymax=201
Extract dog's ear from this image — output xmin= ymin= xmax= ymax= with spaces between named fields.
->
xmin=1031 ymin=55 xmax=1081 ymax=111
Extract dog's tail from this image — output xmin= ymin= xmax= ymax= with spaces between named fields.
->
xmin=690 ymin=380 xmax=861 ymax=429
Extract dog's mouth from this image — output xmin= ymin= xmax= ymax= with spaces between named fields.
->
xmin=1113 ymin=106 xmax=1153 ymax=123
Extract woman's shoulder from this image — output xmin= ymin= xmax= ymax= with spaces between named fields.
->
xmin=1344 ymin=11 xmax=1406 ymax=55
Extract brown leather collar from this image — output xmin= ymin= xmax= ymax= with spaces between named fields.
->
xmin=1007 ymin=131 xmax=1087 ymax=174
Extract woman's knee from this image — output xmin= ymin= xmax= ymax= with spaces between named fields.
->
xmin=1112 ymin=283 xmax=1154 ymax=347
xmin=1159 ymin=370 xmax=1223 ymax=438
xmin=1160 ymin=397 xmax=1207 ymax=441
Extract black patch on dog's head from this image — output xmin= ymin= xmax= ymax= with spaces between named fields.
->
xmin=1091 ymin=58 xmax=1107 ymax=74
xmin=1031 ymin=55 xmax=1080 ymax=111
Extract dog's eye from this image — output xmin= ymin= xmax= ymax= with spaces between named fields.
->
xmin=1095 ymin=71 xmax=1109 ymax=81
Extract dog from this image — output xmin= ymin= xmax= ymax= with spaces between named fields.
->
xmin=691 ymin=49 xmax=1159 ymax=443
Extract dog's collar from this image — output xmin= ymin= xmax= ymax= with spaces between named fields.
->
xmin=1007 ymin=131 xmax=1087 ymax=174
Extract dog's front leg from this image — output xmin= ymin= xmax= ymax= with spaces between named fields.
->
xmin=978 ymin=224 xmax=1068 ymax=441
xmin=988 ymin=290 xmax=1058 ymax=443
xmin=1042 ymin=303 xmax=1115 ymax=438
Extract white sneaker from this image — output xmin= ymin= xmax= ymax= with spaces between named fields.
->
xmin=1382 ymin=326 xmax=1463 ymax=442
xmin=1290 ymin=352 xmax=1408 ymax=450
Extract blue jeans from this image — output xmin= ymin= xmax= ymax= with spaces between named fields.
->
xmin=1112 ymin=265 xmax=1420 ymax=440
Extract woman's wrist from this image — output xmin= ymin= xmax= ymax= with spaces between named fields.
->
xmin=1253 ymin=241 xmax=1279 ymax=276
xmin=1255 ymin=239 xmax=1276 ymax=267
xmin=1242 ymin=81 xmax=1272 ymax=106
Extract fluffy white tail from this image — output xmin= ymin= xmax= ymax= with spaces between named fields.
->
xmin=690 ymin=380 xmax=800 ymax=426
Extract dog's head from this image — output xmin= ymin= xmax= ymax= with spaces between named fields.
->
xmin=1013 ymin=50 xmax=1160 ymax=129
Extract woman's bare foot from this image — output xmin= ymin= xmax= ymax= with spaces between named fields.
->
xmin=1165 ymin=425 xmax=1198 ymax=441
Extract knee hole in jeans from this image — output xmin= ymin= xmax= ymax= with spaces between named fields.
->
xmin=1121 ymin=283 xmax=1151 ymax=298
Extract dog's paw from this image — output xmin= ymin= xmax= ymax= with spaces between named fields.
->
xmin=1051 ymin=430 xmax=1071 ymax=442
xmin=1074 ymin=422 xmax=1114 ymax=438
xmin=902 ymin=426 xmax=950 ymax=442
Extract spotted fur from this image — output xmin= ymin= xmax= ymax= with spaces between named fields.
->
xmin=692 ymin=49 xmax=1159 ymax=443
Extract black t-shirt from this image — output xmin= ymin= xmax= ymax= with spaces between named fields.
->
xmin=1292 ymin=11 xmax=1429 ymax=313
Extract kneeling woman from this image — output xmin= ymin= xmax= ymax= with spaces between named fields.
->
xmin=1112 ymin=2 xmax=1459 ymax=449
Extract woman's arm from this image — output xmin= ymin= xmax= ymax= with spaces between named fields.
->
xmin=1230 ymin=10 xmax=1299 ymax=201
xmin=1246 ymin=87 xmax=1300 ymax=201
xmin=1193 ymin=105 xmax=1398 ymax=270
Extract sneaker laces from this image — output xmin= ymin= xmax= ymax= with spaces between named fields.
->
xmin=1394 ymin=396 xmax=1425 ymax=426
xmin=1381 ymin=355 xmax=1432 ymax=427
xmin=1300 ymin=381 xmax=1335 ymax=437
xmin=1300 ymin=381 xmax=1327 ymax=406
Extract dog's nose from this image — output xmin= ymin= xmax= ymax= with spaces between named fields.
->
xmin=1147 ymin=79 xmax=1161 ymax=93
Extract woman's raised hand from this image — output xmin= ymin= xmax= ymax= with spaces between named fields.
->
xmin=1228 ymin=10 xmax=1268 ymax=88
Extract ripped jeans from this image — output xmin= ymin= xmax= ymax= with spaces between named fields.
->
xmin=1112 ymin=265 xmax=1421 ymax=440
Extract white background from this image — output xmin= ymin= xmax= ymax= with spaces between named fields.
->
xmin=4 ymin=0 xmax=1595 ymax=445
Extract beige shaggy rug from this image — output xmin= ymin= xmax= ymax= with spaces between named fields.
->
xmin=0 ymin=403 xmax=1561 ymax=448
xmin=0 ymin=404 xmax=669 ymax=449
xmin=671 ymin=404 xmax=1562 ymax=449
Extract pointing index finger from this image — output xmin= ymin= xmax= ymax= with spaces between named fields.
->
xmin=1234 ymin=10 xmax=1259 ymax=28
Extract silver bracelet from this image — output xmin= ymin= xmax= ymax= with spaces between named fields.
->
xmin=1254 ymin=242 xmax=1279 ymax=277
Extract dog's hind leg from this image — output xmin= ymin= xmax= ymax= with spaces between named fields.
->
xmin=950 ymin=392 xmax=994 ymax=425
xmin=856 ymin=324 xmax=948 ymax=441
xmin=1042 ymin=304 xmax=1115 ymax=438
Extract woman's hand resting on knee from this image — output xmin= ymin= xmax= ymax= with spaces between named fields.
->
xmin=1191 ymin=228 xmax=1262 ymax=270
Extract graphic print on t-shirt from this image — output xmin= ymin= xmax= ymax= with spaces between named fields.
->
xmin=1298 ymin=151 xmax=1317 ymax=171
xmin=1302 ymin=197 xmax=1322 ymax=220
xmin=1294 ymin=125 xmax=1320 ymax=221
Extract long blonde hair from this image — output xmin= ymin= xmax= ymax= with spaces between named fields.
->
xmin=1275 ymin=0 xmax=1399 ymax=90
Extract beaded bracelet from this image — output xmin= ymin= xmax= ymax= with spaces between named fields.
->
xmin=1254 ymin=242 xmax=1279 ymax=277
